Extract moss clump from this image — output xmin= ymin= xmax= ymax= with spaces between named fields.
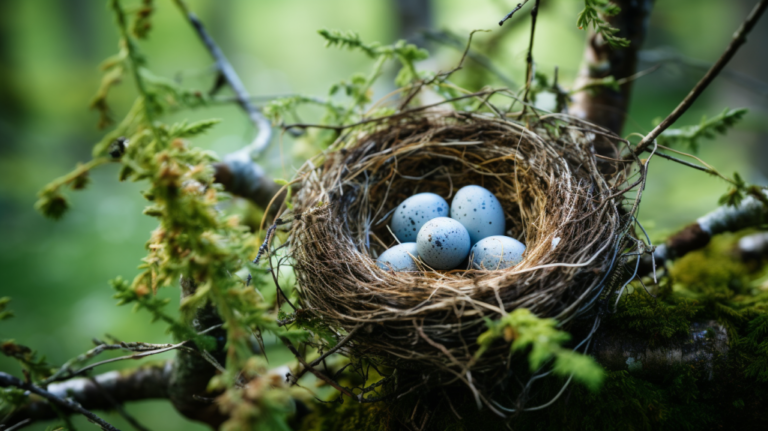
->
xmin=300 ymin=388 xmax=514 ymax=431
xmin=607 ymin=283 xmax=699 ymax=344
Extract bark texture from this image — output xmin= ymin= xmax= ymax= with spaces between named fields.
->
xmin=4 ymin=362 xmax=171 ymax=424
xmin=571 ymin=0 xmax=655 ymax=136
xmin=592 ymin=320 xmax=729 ymax=378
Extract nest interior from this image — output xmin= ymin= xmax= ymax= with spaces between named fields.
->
xmin=288 ymin=111 xmax=632 ymax=384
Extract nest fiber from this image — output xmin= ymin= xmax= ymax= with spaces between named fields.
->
xmin=288 ymin=111 xmax=631 ymax=382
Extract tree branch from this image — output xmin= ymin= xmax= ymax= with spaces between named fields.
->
xmin=570 ymin=0 xmax=655 ymax=135
xmin=499 ymin=1 xmax=529 ymax=26
xmin=520 ymin=0 xmax=540 ymax=109
xmin=593 ymin=320 xmax=729 ymax=379
xmin=170 ymin=1 xmax=285 ymax=212
xmin=2 ymin=366 xmax=165 ymax=430
xmin=634 ymin=0 xmax=768 ymax=156
xmin=212 ymin=160 xmax=284 ymax=213
xmin=638 ymin=190 xmax=768 ymax=275
xmin=173 ymin=0 xmax=272 ymax=161
xmin=168 ymin=277 xmax=229 ymax=429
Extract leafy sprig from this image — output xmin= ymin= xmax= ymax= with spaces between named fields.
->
xmin=577 ymin=0 xmax=630 ymax=48
xmin=657 ymin=108 xmax=748 ymax=152
xmin=318 ymin=29 xmax=428 ymax=105
xmin=475 ymin=308 xmax=605 ymax=391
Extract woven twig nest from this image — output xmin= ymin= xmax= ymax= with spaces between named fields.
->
xmin=286 ymin=110 xmax=634 ymax=390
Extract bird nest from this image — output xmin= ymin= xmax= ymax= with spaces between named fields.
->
xmin=283 ymin=110 xmax=637 ymax=393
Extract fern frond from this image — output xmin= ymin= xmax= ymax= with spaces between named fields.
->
xmin=577 ymin=0 xmax=630 ymax=48
xmin=659 ymin=108 xmax=748 ymax=152
xmin=318 ymin=29 xmax=380 ymax=58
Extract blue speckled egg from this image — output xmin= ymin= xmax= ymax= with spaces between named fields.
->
xmin=391 ymin=193 xmax=449 ymax=242
xmin=450 ymin=185 xmax=505 ymax=245
xmin=470 ymin=236 xmax=525 ymax=270
xmin=416 ymin=217 xmax=471 ymax=270
xmin=376 ymin=243 xmax=420 ymax=272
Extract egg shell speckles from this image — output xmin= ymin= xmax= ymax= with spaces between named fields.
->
xmin=376 ymin=243 xmax=420 ymax=272
xmin=470 ymin=236 xmax=525 ymax=270
xmin=416 ymin=217 xmax=471 ymax=270
xmin=450 ymin=185 xmax=505 ymax=245
xmin=390 ymin=193 xmax=450 ymax=242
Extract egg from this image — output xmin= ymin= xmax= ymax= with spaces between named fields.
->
xmin=416 ymin=217 xmax=471 ymax=270
xmin=390 ymin=193 xmax=450 ymax=242
xmin=450 ymin=185 xmax=505 ymax=245
xmin=470 ymin=236 xmax=526 ymax=270
xmin=376 ymin=242 xmax=420 ymax=272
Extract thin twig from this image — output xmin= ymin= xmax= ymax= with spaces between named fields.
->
xmin=173 ymin=0 xmax=272 ymax=159
xmin=655 ymin=144 xmax=734 ymax=183
xmin=421 ymin=30 xmax=517 ymax=88
xmin=0 ymin=372 xmax=121 ymax=431
xmin=291 ymin=325 xmax=362 ymax=383
xmin=284 ymin=89 xmax=505 ymax=131
xmin=2 ymin=419 xmax=31 ymax=431
xmin=41 ymin=342 xmax=124 ymax=385
xmin=280 ymin=337 xmax=355 ymax=397
xmin=653 ymin=151 xmax=714 ymax=175
xmin=66 ymin=342 xmax=189 ymax=378
xmin=398 ymin=29 xmax=490 ymax=110
xmin=499 ymin=1 xmax=530 ymax=26
xmin=639 ymin=48 xmax=768 ymax=98
xmin=89 ymin=377 xmax=152 ymax=431
xmin=520 ymin=0 xmax=541 ymax=112
xmin=634 ymin=0 xmax=767 ymax=155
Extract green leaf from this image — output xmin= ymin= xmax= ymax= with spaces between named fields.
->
xmin=658 ymin=108 xmax=748 ymax=152
xmin=318 ymin=29 xmax=380 ymax=58
xmin=577 ymin=0 xmax=630 ymax=48
xmin=0 ymin=297 xmax=13 ymax=321
xmin=718 ymin=171 xmax=747 ymax=207
xmin=553 ymin=350 xmax=605 ymax=391
xmin=475 ymin=309 xmax=604 ymax=391
xmin=170 ymin=119 xmax=221 ymax=138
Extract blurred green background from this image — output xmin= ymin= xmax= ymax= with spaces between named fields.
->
xmin=0 ymin=1 xmax=766 ymax=429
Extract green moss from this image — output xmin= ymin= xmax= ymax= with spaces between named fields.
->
xmin=608 ymin=284 xmax=699 ymax=344
xmin=672 ymin=247 xmax=750 ymax=295
xmin=300 ymin=355 xmax=768 ymax=430
xmin=299 ymin=388 xmax=515 ymax=431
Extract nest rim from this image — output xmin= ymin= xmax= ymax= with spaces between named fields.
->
xmin=283 ymin=109 xmax=637 ymax=389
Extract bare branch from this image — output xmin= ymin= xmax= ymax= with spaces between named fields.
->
xmin=173 ymin=0 xmax=272 ymax=160
xmin=1 ymin=371 xmax=130 ymax=431
xmin=520 ymin=0 xmax=541 ymax=109
xmin=420 ymin=29 xmax=517 ymax=88
xmin=498 ymin=1 xmax=530 ymax=26
xmin=634 ymin=0 xmax=768 ymax=155
xmin=212 ymin=159 xmax=284 ymax=211
xmin=593 ymin=320 xmax=729 ymax=379
xmin=638 ymin=189 xmax=768 ymax=275
xmin=87 ymin=376 xmax=152 ymax=431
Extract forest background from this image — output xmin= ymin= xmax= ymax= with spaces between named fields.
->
xmin=1 ymin=0 xmax=767 ymax=429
